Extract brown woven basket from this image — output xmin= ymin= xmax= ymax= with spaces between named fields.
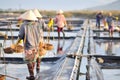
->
xmin=0 ymin=75 xmax=5 ymax=80
xmin=13 ymin=45 xmax=24 ymax=53
xmin=3 ymin=47 xmax=14 ymax=54
xmin=67 ymin=25 xmax=73 ymax=30
xmin=104 ymin=28 xmax=108 ymax=31
xmin=4 ymin=44 xmax=24 ymax=53
xmin=43 ymin=43 xmax=54 ymax=50
xmin=39 ymin=42 xmax=44 ymax=48
xmin=38 ymin=48 xmax=47 ymax=56
xmin=16 ymin=24 xmax=20 ymax=27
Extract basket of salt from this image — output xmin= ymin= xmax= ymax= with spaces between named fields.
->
xmin=39 ymin=42 xmax=44 ymax=48
xmin=43 ymin=43 xmax=54 ymax=50
xmin=114 ymin=27 xmax=119 ymax=32
xmin=3 ymin=47 xmax=14 ymax=54
xmin=67 ymin=25 xmax=73 ymax=30
xmin=13 ymin=45 xmax=24 ymax=53
xmin=11 ymin=44 xmax=24 ymax=53
xmin=16 ymin=24 xmax=20 ymax=27
xmin=38 ymin=48 xmax=47 ymax=56
xmin=0 ymin=75 xmax=5 ymax=80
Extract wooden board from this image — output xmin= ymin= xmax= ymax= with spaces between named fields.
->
xmin=93 ymin=36 xmax=120 ymax=40
xmin=0 ymin=57 xmax=61 ymax=64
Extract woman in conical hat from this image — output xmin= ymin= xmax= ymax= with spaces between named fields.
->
xmin=32 ymin=9 xmax=42 ymax=18
xmin=17 ymin=10 xmax=38 ymax=27
xmin=55 ymin=9 xmax=67 ymax=39
xmin=18 ymin=10 xmax=38 ymax=21
xmin=16 ymin=10 xmax=39 ymax=80
xmin=32 ymin=9 xmax=46 ymax=73
xmin=32 ymin=9 xmax=46 ymax=30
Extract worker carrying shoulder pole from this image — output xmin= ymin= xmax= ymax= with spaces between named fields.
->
xmin=54 ymin=9 xmax=67 ymax=39
xmin=16 ymin=10 xmax=39 ymax=80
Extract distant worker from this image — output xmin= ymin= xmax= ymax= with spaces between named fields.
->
xmin=106 ymin=12 xmax=114 ymax=37
xmin=34 ymin=10 xmax=46 ymax=30
xmin=48 ymin=17 xmax=54 ymax=30
xmin=47 ymin=17 xmax=54 ymax=41
xmin=32 ymin=9 xmax=44 ymax=74
xmin=96 ymin=11 xmax=103 ymax=29
xmin=55 ymin=9 xmax=67 ymax=39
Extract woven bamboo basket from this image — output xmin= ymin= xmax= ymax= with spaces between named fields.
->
xmin=13 ymin=45 xmax=24 ymax=53
xmin=39 ymin=42 xmax=44 ymax=48
xmin=104 ymin=27 xmax=108 ymax=31
xmin=43 ymin=43 xmax=54 ymax=50
xmin=16 ymin=24 xmax=20 ymax=27
xmin=114 ymin=27 xmax=120 ymax=32
xmin=0 ymin=75 xmax=5 ymax=80
xmin=3 ymin=47 xmax=14 ymax=54
xmin=38 ymin=48 xmax=47 ymax=56
xmin=67 ymin=25 xmax=73 ymax=30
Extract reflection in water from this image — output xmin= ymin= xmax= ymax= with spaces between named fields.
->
xmin=95 ymin=40 xmax=120 ymax=56
xmin=96 ymin=32 xmax=100 ymax=37
xmin=96 ymin=41 xmax=102 ymax=46
xmin=57 ymin=39 xmax=65 ymax=54
xmin=105 ymin=41 xmax=113 ymax=55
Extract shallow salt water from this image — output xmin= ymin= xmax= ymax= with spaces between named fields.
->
xmin=94 ymin=40 xmax=120 ymax=56
xmin=0 ymin=23 xmax=78 ymax=79
xmin=90 ymin=25 xmax=120 ymax=80
xmin=0 ymin=39 xmax=73 ymax=80
xmin=0 ymin=21 xmax=120 ymax=80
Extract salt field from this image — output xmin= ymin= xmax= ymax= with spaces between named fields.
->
xmin=0 ymin=0 xmax=120 ymax=80
xmin=0 ymin=19 xmax=120 ymax=80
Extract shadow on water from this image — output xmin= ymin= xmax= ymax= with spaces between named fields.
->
xmin=57 ymin=39 xmax=65 ymax=55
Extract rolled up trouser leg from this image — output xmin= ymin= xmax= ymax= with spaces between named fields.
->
xmin=36 ymin=58 xmax=41 ymax=73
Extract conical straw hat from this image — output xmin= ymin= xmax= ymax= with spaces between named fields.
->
xmin=32 ymin=9 xmax=42 ymax=18
xmin=56 ymin=9 xmax=63 ymax=14
xmin=18 ymin=10 xmax=38 ymax=21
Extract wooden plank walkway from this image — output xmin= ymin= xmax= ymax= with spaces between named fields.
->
xmin=36 ymin=20 xmax=88 ymax=80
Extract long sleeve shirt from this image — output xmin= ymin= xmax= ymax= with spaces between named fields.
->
xmin=55 ymin=14 xmax=66 ymax=28
xmin=18 ymin=21 xmax=39 ymax=50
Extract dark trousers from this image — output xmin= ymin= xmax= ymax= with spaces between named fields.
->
xmin=27 ymin=58 xmax=41 ymax=77
xmin=96 ymin=20 xmax=100 ymax=29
